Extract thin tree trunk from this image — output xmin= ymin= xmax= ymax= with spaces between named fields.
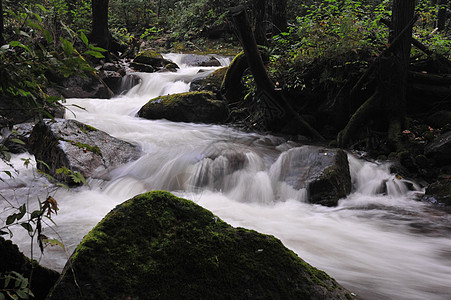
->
xmin=91 ymin=0 xmax=111 ymax=50
xmin=0 ymin=0 xmax=4 ymax=45
xmin=252 ymin=0 xmax=267 ymax=45
xmin=437 ymin=0 xmax=447 ymax=31
xmin=386 ymin=0 xmax=415 ymax=150
xmin=230 ymin=5 xmax=324 ymax=140
xmin=272 ymin=0 xmax=287 ymax=35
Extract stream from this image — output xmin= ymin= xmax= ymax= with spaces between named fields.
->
xmin=1 ymin=54 xmax=451 ymax=300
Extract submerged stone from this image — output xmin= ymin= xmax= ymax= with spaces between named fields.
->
xmin=28 ymin=119 xmax=140 ymax=183
xmin=137 ymin=91 xmax=228 ymax=124
xmin=47 ymin=191 xmax=356 ymax=300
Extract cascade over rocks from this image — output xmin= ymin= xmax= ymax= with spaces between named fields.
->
xmin=271 ymin=146 xmax=351 ymax=206
xmin=0 ymin=237 xmax=60 ymax=300
xmin=137 ymin=91 xmax=228 ymax=124
xmin=130 ymin=50 xmax=179 ymax=73
xmin=179 ymin=54 xmax=221 ymax=67
xmin=47 ymin=191 xmax=356 ymax=300
xmin=28 ymin=119 xmax=140 ymax=183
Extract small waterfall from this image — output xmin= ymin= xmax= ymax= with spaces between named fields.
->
xmin=1 ymin=53 xmax=450 ymax=300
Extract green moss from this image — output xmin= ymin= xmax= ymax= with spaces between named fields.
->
xmin=61 ymin=139 xmax=102 ymax=156
xmin=49 ymin=191 xmax=352 ymax=299
xmin=77 ymin=123 xmax=98 ymax=134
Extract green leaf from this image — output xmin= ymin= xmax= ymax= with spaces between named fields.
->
xmin=17 ymin=204 xmax=26 ymax=220
xmin=16 ymin=290 xmax=27 ymax=299
xmin=3 ymin=171 xmax=12 ymax=178
xmin=31 ymin=210 xmax=42 ymax=219
xmin=10 ymin=138 xmax=25 ymax=145
xmin=60 ymin=38 xmax=74 ymax=56
xmin=80 ymin=31 xmax=89 ymax=46
xmin=44 ymin=238 xmax=66 ymax=251
xmin=83 ymin=50 xmax=105 ymax=58
xmin=20 ymin=223 xmax=33 ymax=233
xmin=0 ymin=291 xmax=5 ymax=300
xmin=43 ymin=29 xmax=53 ymax=44
xmin=6 ymin=214 xmax=16 ymax=225
xmin=37 ymin=160 xmax=50 ymax=170
xmin=89 ymin=44 xmax=107 ymax=52
xmin=9 ymin=41 xmax=30 ymax=53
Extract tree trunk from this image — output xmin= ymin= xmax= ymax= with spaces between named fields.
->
xmin=386 ymin=0 xmax=415 ymax=149
xmin=252 ymin=0 xmax=267 ymax=45
xmin=272 ymin=0 xmax=287 ymax=35
xmin=437 ymin=0 xmax=448 ymax=31
xmin=0 ymin=0 xmax=4 ymax=45
xmin=91 ymin=0 xmax=111 ymax=50
xmin=338 ymin=0 xmax=416 ymax=149
xmin=229 ymin=6 xmax=324 ymax=140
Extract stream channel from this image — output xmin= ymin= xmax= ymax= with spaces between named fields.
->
xmin=1 ymin=54 xmax=451 ymax=299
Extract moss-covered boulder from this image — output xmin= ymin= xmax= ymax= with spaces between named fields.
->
xmin=47 ymin=191 xmax=356 ymax=300
xmin=189 ymin=67 xmax=228 ymax=96
xmin=0 ymin=237 xmax=60 ymax=300
xmin=130 ymin=50 xmax=178 ymax=73
xmin=137 ymin=91 xmax=228 ymax=124
xmin=28 ymin=119 xmax=140 ymax=184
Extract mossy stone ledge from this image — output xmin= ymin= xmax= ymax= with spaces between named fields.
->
xmin=137 ymin=91 xmax=228 ymax=124
xmin=47 ymin=191 xmax=357 ymax=300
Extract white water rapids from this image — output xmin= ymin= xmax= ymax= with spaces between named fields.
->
xmin=1 ymin=54 xmax=451 ymax=299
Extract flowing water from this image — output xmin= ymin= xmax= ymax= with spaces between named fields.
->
xmin=1 ymin=54 xmax=451 ymax=299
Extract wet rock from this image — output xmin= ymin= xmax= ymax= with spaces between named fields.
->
xmin=0 ymin=123 xmax=34 ymax=154
xmin=425 ymin=178 xmax=451 ymax=207
xmin=47 ymin=191 xmax=356 ymax=300
xmin=47 ymin=72 xmax=114 ymax=99
xmin=189 ymin=67 xmax=228 ymax=96
xmin=0 ymin=236 xmax=60 ymax=300
xmin=130 ymin=50 xmax=178 ymax=73
xmin=425 ymin=131 xmax=451 ymax=166
xmin=271 ymin=146 xmax=351 ymax=206
xmin=179 ymin=54 xmax=221 ymax=67
xmin=137 ymin=91 xmax=228 ymax=124
xmin=28 ymin=119 xmax=140 ymax=184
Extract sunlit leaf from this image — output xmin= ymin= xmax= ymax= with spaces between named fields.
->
xmin=84 ymin=50 xmax=105 ymax=58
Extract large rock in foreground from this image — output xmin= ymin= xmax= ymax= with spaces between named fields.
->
xmin=48 ymin=191 xmax=355 ymax=300
xmin=28 ymin=119 xmax=140 ymax=183
xmin=271 ymin=146 xmax=352 ymax=206
xmin=137 ymin=91 xmax=228 ymax=124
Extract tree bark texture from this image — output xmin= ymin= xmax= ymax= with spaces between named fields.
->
xmin=91 ymin=0 xmax=111 ymax=50
xmin=0 ymin=0 xmax=4 ymax=45
xmin=437 ymin=0 xmax=448 ymax=31
xmin=252 ymin=0 xmax=267 ymax=45
xmin=272 ymin=0 xmax=287 ymax=35
xmin=387 ymin=0 xmax=416 ymax=148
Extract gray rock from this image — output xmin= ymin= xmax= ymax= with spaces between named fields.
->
xmin=271 ymin=146 xmax=351 ymax=206
xmin=28 ymin=119 xmax=140 ymax=183
xmin=180 ymin=54 xmax=221 ymax=67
